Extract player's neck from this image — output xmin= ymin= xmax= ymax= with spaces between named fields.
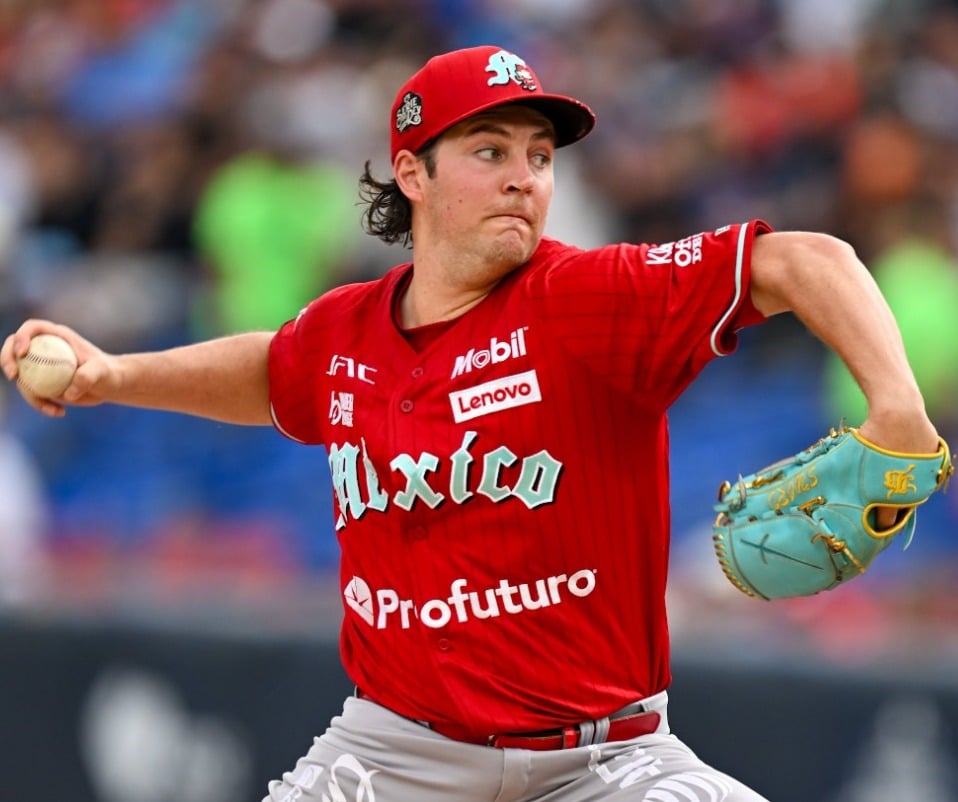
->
xmin=398 ymin=270 xmax=493 ymax=328
xmin=401 ymin=237 xmax=531 ymax=327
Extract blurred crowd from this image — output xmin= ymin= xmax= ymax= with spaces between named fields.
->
xmin=0 ymin=0 xmax=957 ymax=655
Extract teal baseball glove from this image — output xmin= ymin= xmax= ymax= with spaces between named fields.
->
xmin=712 ymin=426 xmax=953 ymax=600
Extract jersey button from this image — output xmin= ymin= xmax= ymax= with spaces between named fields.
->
xmin=411 ymin=367 xmax=424 ymax=379
xmin=400 ymin=399 xmax=414 ymax=413
xmin=437 ymin=638 xmax=452 ymax=652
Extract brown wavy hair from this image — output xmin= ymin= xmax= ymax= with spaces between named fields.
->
xmin=358 ymin=144 xmax=437 ymax=247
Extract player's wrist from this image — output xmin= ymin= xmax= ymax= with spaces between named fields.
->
xmin=858 ymin=406 xmax=939 ymax=455
xmin=863 ymin=385 xmax=928 ymax=423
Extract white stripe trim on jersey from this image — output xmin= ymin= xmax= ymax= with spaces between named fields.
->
xmin=270 ymin=402 xmax=307 ymax=444
xmin=709 ymin=222 xmax=749 ymax=357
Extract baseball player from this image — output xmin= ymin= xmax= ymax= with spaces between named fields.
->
xmin=1 ymin=45 xmax=940 ymax=802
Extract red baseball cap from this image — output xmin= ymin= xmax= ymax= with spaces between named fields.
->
xmin=390 ymin=45 xmax=596 ymax=162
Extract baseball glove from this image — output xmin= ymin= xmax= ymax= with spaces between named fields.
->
xmin=712 ymin=426 xmax=953 ymax=600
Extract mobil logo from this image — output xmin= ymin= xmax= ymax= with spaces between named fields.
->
xmin=449 ymin=370 xmax=541 ymax=423
xmin=451 ymin=326 xmax=528 ymax=378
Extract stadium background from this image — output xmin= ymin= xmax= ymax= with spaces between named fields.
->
xmin=1 ymin=1 xmax=957 ymax=800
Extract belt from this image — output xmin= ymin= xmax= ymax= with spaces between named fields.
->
xmin=355 ymin=690 xmax=663 ymax=751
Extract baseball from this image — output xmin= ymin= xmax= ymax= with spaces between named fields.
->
xmin=17 ymin=334 xmax=78 ymax=398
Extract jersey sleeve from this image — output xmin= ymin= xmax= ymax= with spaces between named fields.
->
xmin=529 ymin=220 xmax=772 ymax=408
xmin=268 ymin=297 xmax=330 ymax=445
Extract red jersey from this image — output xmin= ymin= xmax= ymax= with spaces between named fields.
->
xmin=269 ymin=221 xmax=771 ymax=737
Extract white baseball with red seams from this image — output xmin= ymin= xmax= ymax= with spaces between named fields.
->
xmin=17 ymin=334 xmax=77 ymax=398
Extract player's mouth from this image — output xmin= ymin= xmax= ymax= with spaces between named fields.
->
xmin=490 ymin=212 xmax=533 ymax=227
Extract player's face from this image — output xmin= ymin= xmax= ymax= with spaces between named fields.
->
xmin=422 ymin=106 xmax=555 ymax=280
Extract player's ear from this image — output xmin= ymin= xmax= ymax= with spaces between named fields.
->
xmin=393 ymin=150 xmax=425 ymax=202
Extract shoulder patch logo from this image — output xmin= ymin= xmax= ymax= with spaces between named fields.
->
xmin=646 ymin=234 xmax=703 ymax=268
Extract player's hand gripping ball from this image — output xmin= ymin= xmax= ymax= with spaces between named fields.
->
xmin=16 ymin=333 xmax=78 ymax=398
xmin=712 ymin=426 xmax=954 ymax=600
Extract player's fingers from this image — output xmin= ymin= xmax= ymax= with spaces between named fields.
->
xmin=61 ymin=355 xmax=110 ymax=405
xmin=874 ymin=505 xmax=901 ymax=531
xmin=13 ymin=380 xmax=67 ymax=417
xmin=7 ymin=319 xmax=86 ymax=362
xmin=61 ymin=371 xmax=92 ymax=404
xmin=0 ymin=333 xmax=19 ymax=381
xmin=8 ymin=319 xmax=53 ymax=355
xmin=36 ymin=399 xmax=67 ymax=417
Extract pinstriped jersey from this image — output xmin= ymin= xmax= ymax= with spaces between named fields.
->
xmin=268 ymin=221 xmax=771 ymax=738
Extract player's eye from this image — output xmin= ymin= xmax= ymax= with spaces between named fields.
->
xmin=476 ymin=146 xmax=503 ymax=160
xmin=531 ymin=151 xmax=552 ymax=169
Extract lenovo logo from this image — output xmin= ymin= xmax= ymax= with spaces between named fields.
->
xmin=449 ymin=370 xmax=541 ymax=423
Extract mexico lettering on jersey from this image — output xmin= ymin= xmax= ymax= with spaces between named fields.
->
xmin=328 ymin=430 xmax=560 ymax=530
xmin=268 ymin=221 xmax=771 ymax=738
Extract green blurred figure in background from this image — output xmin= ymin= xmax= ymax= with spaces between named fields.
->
xmin=826 ymin=223 xmax=958 ymax=436
xmin=193 ymin=150 xmax=358 ymax=335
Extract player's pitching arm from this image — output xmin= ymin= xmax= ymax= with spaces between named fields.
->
xmin=1 ymin=319 xmax=273 ymax=425
xmin=748 ymin=230 xmax=940 ymax=477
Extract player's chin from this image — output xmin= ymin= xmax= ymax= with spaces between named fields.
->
xmin=486 ymin=244 xmax=534 ymax=277
xmin=490 ymin=227 xmax=540 ymax=266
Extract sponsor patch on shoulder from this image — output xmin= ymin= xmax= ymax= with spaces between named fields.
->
xmin=449 ymin=370 xmax=541 ymax=423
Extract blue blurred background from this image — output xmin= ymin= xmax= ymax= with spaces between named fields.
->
xmin=2 ymin=0 xmax=958 ymax=648
xmin=2 ymin=0 xmax=958 ymax=645
xmin=1 ymin=2 xmax=958 ymax=799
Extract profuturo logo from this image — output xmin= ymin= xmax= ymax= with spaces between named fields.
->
xmin=344 ymin=577 xmax=375 ymax=625
xmin=343 ymin=570 xmax=597 ymax=631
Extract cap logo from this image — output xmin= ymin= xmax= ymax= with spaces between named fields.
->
xmin=395 ymin=91 xmax=423 ymax=134
xmin=485 ymin=49 xmax=537 ymax=92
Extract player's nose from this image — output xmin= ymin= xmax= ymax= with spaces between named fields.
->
xmin=504 ymin=157 xmax=536 ymax=193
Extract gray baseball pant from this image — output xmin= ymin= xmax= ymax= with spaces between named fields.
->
xmin=264 ymin=695 xmax=771 ymax=801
